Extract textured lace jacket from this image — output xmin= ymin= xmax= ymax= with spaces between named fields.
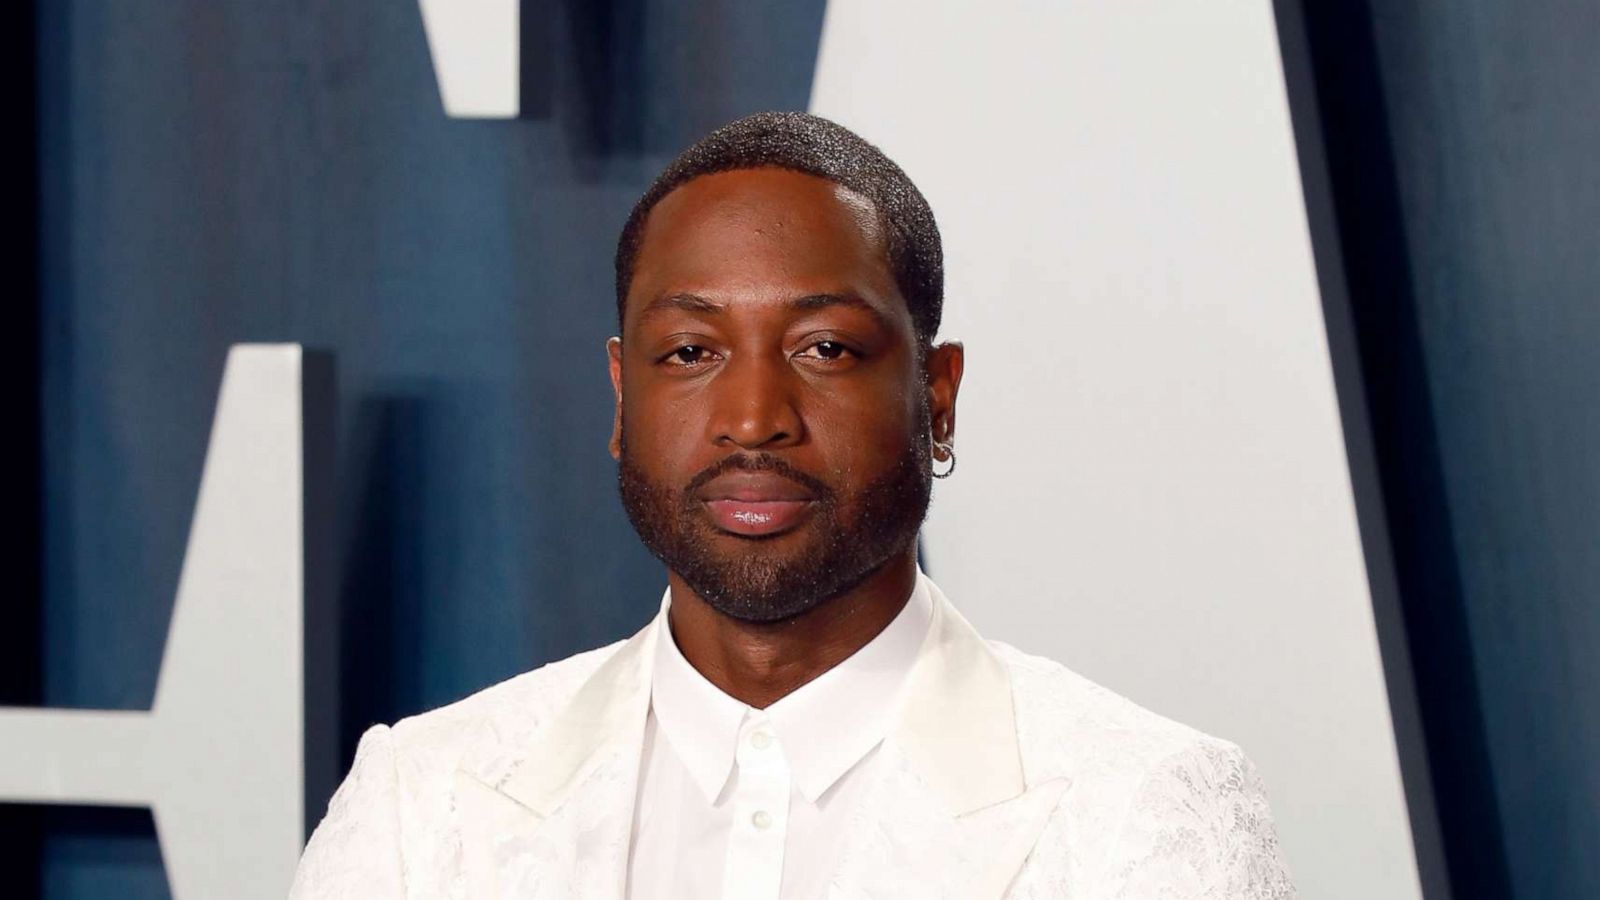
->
xmin=290 ymin=575 xmax=1296 ymax=899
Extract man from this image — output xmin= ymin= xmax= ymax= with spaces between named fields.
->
xmin=290 ymin=112 xmax=1295 ymax=899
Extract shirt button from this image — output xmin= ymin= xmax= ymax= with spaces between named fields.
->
xmin=751 ymin=810 xmax=773 ymax=830
xmin=750 ymin=731 xmax=773 ymax=750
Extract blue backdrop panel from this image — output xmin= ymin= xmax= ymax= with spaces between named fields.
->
xmin=1366 ymin=5 xmax=1600 ymax=896
xmin=1293 ymin=2 xmax=1600 ymax=898
xmin=31 ymin=1 xmax=826 ymax=896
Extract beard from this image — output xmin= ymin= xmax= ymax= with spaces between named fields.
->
xmin=617 ymin=403 xmax=933 ymax=623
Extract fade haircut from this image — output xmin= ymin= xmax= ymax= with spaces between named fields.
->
xmin=614 ymin=111 xmax=944 ymax=346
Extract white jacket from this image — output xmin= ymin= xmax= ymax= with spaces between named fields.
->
xmin=290 ymin=576 xmax=1295 ymax=899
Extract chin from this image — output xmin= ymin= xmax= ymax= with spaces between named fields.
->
xmin=703 ymin=536 xmax=820 ymax=572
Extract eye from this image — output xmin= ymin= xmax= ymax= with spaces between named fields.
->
xmin=661 ymin=344 xmax=719 ymax=367
xmin=795 ymin=340 xmax=858 ymax=362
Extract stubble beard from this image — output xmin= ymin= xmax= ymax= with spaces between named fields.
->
xmin=616 ymin=403 xmax=934 ymax=624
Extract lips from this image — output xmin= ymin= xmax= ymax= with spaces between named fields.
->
xmin=696 ymin=472 xmax=817 ymax=537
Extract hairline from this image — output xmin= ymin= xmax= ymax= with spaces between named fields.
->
xmin=619 ymin=163 xmax=934 ymax=357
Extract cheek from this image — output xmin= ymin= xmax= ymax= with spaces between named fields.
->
xmin=621 ymin=386 xmax=706 ymax=472
xmin=809 ymin=384 xmax=923 ymax=471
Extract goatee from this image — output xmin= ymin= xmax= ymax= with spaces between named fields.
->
xmin=616 ymin=410 xmax=933 ymax=623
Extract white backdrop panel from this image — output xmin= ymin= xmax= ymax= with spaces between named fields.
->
xmin=809 ymin=4 xmax=1422 ymax=897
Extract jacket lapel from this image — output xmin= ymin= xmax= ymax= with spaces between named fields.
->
xmin=452 ymin=575 xmax=1065 ymax=900
xmin=827 ymin=752 xmax=1069 ymax=900
xmin=456 ymin=617 xmax=660 ymax=900
xmin=830 ymin=577 xmax=1071 ymax=899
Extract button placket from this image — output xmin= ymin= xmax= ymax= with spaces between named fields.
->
xmin=720 ymin=713 xmax=790 ymax=900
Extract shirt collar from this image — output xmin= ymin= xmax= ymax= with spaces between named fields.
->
xmin=649 ymin=593 xmax=748 ymax=804
xmin=648 ymin=570 xmax=936 ymax=805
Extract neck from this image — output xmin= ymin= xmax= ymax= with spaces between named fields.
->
xmin=664 ymin=551 xmax=919 ymax=709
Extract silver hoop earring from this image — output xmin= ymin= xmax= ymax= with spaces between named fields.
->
xmin=932 ymin=440 xmax=956 ymax=478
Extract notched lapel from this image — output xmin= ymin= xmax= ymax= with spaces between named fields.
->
xmin=831 ymin=575 xmax=1068 ymax=899
xmin=454 ymin=618 xmax=659 ymax=900
xmin=455 ymin=745 xmax=644 ymax=900
xmin=829 ymin=747 xmax=1070 ymax=900
xmin=454 ymin=769 xmax=547 ymax=899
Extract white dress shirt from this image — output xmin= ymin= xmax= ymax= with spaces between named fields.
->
xmin=625 ymin=576 xmax=935 ymax=900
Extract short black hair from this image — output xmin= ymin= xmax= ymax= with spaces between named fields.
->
xmin=614 ymin=111 xmax=944 ymax=345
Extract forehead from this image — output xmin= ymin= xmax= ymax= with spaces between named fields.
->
xmin=625 ymin=168 xmax=905 ymax=326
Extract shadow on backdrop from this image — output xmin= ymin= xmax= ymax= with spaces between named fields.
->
xmin=1275 ymin=1 xmax=1562 ymax=897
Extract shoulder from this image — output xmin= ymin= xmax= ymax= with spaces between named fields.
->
xmin=989 ymin=641 xmax=1294 ymax=896
xmin=988 ymin=639 xmax=1258 ymax=806
xmin=381 ymin=638 xmax=629 ymax=779
xmin=295 ymin=639 xmax=637 ymax=897
xmin=992 ymin=640 xmax=1217 ymax=763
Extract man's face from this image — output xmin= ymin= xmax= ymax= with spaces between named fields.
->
xmin=609 ymin=168 xmax=955 ymax=622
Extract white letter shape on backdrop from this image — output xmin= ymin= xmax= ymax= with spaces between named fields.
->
xmin=419 ymin=0 xmax=521 ymax=118
xmin=0 ymin=344 xmax=336 ymax=900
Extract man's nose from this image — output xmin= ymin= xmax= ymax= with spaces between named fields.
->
xmin=706 ymin=352 xmax=805 ymax=450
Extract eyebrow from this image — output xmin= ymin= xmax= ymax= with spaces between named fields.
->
xmin=638 ymin=291 xmax=892 ymax=326
xmin=639 ymin=292 xmax=724 ymax=319
xmin=789 ymin=293 xmax=889 ymax=325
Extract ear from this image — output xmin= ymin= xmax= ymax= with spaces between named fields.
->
xmin=607 ymin=337 xmax=624 ymax=460
xmin=925 ymin=340 xmax=965 ymax=457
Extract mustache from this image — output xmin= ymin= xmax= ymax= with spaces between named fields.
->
xmin=684 ymin=453 xmax=836 ymax=502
